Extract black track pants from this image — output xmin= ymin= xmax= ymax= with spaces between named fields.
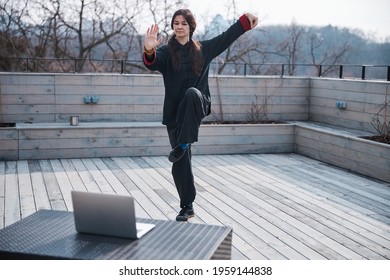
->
xmin=166 ymin=87 xmax=210 ymax=208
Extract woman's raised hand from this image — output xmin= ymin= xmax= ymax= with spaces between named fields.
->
xmin=145 ymin=24 xmax=163 ymax=51
xmin=245 ymin=13 xmax=258 ymax=29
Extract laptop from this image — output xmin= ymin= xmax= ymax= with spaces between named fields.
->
xmin=71 ymin=191 xmax=155 ymax=239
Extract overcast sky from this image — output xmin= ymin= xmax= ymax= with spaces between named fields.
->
xmin=185 ymin=0 xmax=390 ymax=41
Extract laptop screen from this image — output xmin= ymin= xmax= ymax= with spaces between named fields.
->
xmin=71 ymin=191 xmax=154 ymax=239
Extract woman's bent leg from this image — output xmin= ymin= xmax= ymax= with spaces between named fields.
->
xmin=176 ymin=87 xmax=209 ymax=144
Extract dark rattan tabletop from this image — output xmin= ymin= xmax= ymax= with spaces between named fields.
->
xmin=0 ymin=209 xmax=232 ymax=260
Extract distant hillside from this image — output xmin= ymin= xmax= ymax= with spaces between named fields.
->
xmin=201 ymin=14 xmax=389 ymax=64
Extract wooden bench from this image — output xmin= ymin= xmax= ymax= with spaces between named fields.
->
xmin=1 ymin=121 xmax=295 ymax=160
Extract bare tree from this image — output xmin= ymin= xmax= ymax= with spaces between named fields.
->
xmin=203 ymin=0 xmax=266 ymax=76
xmin=1 ymin=0 xmax=144 ymax=72
xmin=33 ymin=0 xmax=142 ymax=72
xmin=282 ymin=20 xmax=304 ymax=75
xmin=309 ymin=32 xmax=351 ymax=77
xmin=370 ymin=86 xmax=390 ymax=143
xmin=0 ymin=0 xmax=39 ymax=70
xmin=1 ymin=0 xmax=355 ymax=75
xmin=0 ymin=0 xmax=191 ymax=73
xmin=145 ymin=0 xmax=184 ymax=41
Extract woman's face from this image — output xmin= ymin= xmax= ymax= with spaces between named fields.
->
xmin=173 ymin=15 xmax=190 ymax=41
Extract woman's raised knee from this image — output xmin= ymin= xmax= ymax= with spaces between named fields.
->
xmin=185 ymin=87 xmax=202 ymax=100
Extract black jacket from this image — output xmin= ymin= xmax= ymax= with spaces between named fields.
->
xmin=143 ymin=15 xmax=251 ymax=125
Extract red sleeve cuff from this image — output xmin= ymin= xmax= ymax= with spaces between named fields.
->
xmin=143 ymin=51 xmax=156 ymax=66
xmin=239 ymin=14 xmax=252 ymax=31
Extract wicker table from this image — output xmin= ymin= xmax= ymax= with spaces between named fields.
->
xmin=0 ymin=209 xmax=232 ymax=260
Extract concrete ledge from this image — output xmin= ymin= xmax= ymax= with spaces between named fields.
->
xmin=294 ymin=121 xmax=390 ymax=183
xmin=1 ymin=121 xmax=388 ymax=183
xmin=197 ymin=123 xmax=294 ymax=154
xmin=4 ymin=122 xmax=294 ymax=160
xmin=16 ymin=122 xmax=169 ymax=159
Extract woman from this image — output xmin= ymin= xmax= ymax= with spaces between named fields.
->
xmin=143 ymin=9 xmax=258 ymax=221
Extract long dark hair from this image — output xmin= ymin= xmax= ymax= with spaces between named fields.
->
xmin=168 ymin=9 xmax=203 ymax=76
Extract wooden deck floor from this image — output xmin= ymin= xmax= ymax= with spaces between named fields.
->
xmin=0 ymin=153 xmax=389 ymax=260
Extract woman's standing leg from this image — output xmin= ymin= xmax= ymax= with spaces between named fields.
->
xmin=167 ymin=126 xmax=196 ymax=221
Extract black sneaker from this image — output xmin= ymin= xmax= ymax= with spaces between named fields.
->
xmin=176 ymin=206 xmax=195 ymax=222
xmin=168 ymin=146 xmax=187 ymax=163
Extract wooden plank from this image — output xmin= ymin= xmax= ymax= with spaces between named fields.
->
xmin=28 ymin=160 xmax=51 ymax=211
xmin=123 ymin=157 xmax=175 ymax=209
xmin=99 ymin=158 xmax=140 ymax=192
xmin=0 ymin=94 xmax=54 ymax=104
xmin=111 ymin=157 xmax=168 ymax=220
xmin=18 ymin=126 xmax=167 ymax=139
xmin=39 ymin=160 xmax=67 ymax=210
xmin=50 ymin=159 xmax=75 ymax=210
xmin=0 ymin=128 xmax=18 ymax=161
xmin=200 ymin=124 xmax=294 ymax=136
xmin=97 ymin=158 xmax=149 ymax=218
xmin=19 ymin=135 xmax=169 ymax=150
xmin=2 ymin=105 xmax=54 ymax=115
xmin=59 ymin=159 xmax=87 ymax=192
xmin=4 ymin=161 xmax=20 ymax=227
xmin=0 ymin=139 xmax=18 ymax=150
xmin=80 ymin=159 xmax=116 ymax=194
xmin=310 ymin=78 xmax=387 ymax=95
xmin=132 ymin=157 xmax=179 ymax=206
xmin=70 ymin=159 xmax=101 ymax=193
xmin=0 ymin=129 xmax=18 ymax=140
xmin=55 ymin=94 xmax=164 ymax=104
xmin=91 ymin=158 xmax=130 ymax=196
xmin=123 ymin=157 xmax=178 ymax=220
xmin=193 ymin=143 xmax=294 ymax=155
xmin=310 ymin=86 xmax=386 ymax=104
xmin=0 ymin=73 xmax=55 ymax=85
xmin=17 ymin=160 xmax=36 ymax=218
xmin=54 ymin=104 xmax=163 ymax=115
xmin=0 ymin=161 xmax=5 ymax=228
